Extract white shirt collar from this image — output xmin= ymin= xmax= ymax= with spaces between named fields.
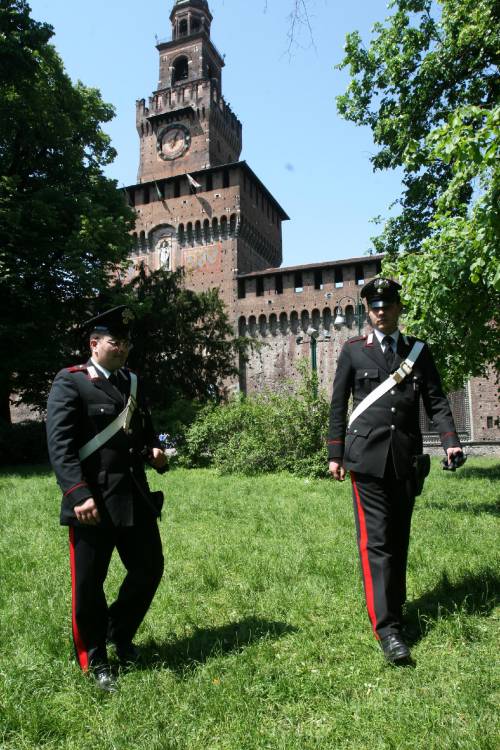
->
xmin=373 ymin=328 xmax=400 ymax=347
xmin=90 ymin=358 xmax=112 ymax=379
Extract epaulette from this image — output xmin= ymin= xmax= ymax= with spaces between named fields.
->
xmin=67 ymin=365 xmax=88 ymax=373
xmin=347 ymin=336 xmax=367 ymax=344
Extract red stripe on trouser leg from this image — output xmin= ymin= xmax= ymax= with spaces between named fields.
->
xmin=69 ymin=528 xmax=89 ymax=672
xmin=351 ymin=472 xmax=378 ymax=638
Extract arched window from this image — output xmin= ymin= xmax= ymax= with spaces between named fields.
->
xmin=139 ymin=231 xmax=146 ymax=253
xmin=346 ymin=305 xmax=354 ymax=328
xmin=178 ymin=223 xmax=185 ymax=247
xmin=178 ymin=19 xmax=188 ymax=37
xmin=269 ymin=314 xmax=278 ymax=336
xmin=212 ymin=217 xmax=219 ymax=240
xmin=229 ymin=214 xmax=237 ymax=236
xmin=323 ymin=307 xmax=332 ymax=331
xmin=259 ymin=314 xmax=267 ymax=337
xmin=203 ymin=219 xmax=210 ymax=244
xmin=172 ymin=56 xmax=189 ymax=85
xmin=248 ymin=315 xmax=257 ymax=337
xmin=186 ymin=222 xmax=194 ymax=246
xmin=220 ymin=215 xmax=228 ymax=239
xmin=312 ymin=309 xmax=321 ymax=331
xmin=238 ymin=316 xmax=247 ymax=336
xmin=279 ymin=312 xmax=288 ymax=335
xmin=301 ymin=310 xmax=310 ymax=333
xmin=195 ymin=221 xmax=202 ymax=244
xmin=290 ymin=311 xmax=299 ymax=335
xmin=191 ymin=17 xmax=201 ymax=33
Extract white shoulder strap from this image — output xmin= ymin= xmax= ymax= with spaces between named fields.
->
xmin=348 ymin=341 xmax=424 ymax=428
xmin=78 ymin=372 xmax=138 ymax=462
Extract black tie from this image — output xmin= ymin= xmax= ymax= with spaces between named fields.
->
xmin=383 ymin=335 xmax=395 ymax=369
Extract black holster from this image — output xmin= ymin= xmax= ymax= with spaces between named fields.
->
xmin=412 ymin=453 xmax=431 ymax=496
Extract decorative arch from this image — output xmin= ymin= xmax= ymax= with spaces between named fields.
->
xmin=248 ymin=315 xmax=257 ymax=337
xmin=269 ymin=313 xmax=278 ymax=336
xmin=323 ymin=307 xmax=332 ymax=331
xmin=258 ymin=314 xmax=267 ymax=337
xmin=279 ymin=312 xmax=288 ymax=335
xmin=178 ymin=223 xmax=185 ymax=246
xmin=203 ymin=219 xmax=211 ymax=244
xmin=195 ymin=220 xmax=202 ymax=244
xmin=212 ymin=217 xmax=220 ymax=241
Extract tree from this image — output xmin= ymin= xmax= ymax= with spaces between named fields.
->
xmin=337 ymin=0 xmax=499 ymax=388
xmin=0 ymin=0 xmax=135 ymax=422
xmin=120 ymin=265 xmax=243 ymax=417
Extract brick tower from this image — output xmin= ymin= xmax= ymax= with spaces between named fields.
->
xmin=126 ymin=0 xmax=289 ymax=318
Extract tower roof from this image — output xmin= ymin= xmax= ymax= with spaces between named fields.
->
xmin=174 ymin=0 xmax=209 ymax=9
xmin=170 ymin=0 xmax=212 ymax=25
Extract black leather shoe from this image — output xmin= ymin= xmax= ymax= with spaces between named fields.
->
xmin=90 ymin=664 xmax=117 ymax=693
xmin=380 ymin=634 xmax=411 ymax=665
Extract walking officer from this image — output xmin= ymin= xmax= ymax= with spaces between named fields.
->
xmin=47 ymin=306 xmax=167 ymax=691
xmin=328 ymin=278 xmax=464 ymax=664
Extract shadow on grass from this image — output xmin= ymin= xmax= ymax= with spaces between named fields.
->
xmin=405 ymin=568 xmax=499 ymax=646
xmin=139 ymin=617 xmax=297 ymax=674
xmin=424 ymin=499 xmax=499 ymax=516
xmin=455 ymin=463 xmax=500 ymax=481
xmin=0 ymin=463 xmax=52 ymax=478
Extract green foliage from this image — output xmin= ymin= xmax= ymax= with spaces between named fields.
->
xmin=0 ymin=1 xmax=135 ymax=418
xmin=337 ymin=0 xmax=499 ymax=387
xmin=117 ymin=264 xmax=244 ymax=412
xmin=181 ymin=364 xmax=330 ymax=478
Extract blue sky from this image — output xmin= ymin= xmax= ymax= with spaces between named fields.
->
xmin=27 ymin=0 xmax=403 ymax=268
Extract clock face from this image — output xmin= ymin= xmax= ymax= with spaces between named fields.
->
xmin=157 ymin=124 xmax=191 ymax=161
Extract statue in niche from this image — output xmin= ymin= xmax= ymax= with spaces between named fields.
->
xmin=156 ymin=236 xmax=172 ymax=270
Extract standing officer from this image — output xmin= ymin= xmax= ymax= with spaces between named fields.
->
xmin=47 ymin=306 xmax=167 ymax=691
xmin=328 ymin=278 xmax=464 ymax=665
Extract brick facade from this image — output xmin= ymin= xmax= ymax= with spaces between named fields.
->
xmin=124 ymin=0 xmax=499 ymax=448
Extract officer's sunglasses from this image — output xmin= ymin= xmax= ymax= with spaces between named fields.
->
xmin=105 ymin=337 xmax=133 ymax=351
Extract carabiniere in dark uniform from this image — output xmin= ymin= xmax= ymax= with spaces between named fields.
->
xmin=328 ymin=278 xmax=464 ymax=665
xmin=46 ymin=306 xmax=166 ymax=691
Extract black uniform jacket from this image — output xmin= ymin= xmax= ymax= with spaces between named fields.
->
xmin=328 ymin=333 xmax=460 ymax=478
xmin=46 ymin=362 xmax=159 ymax=527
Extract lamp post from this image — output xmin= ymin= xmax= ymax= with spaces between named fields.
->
xmin=333 ymin=294 xmax=365 ymax=335
xmin=296 ymin=326 xmax=320 ymax=399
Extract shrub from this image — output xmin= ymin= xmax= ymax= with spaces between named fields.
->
xmin=0 ymin=421 xmax=48 ymax=466
xmin=181 ymin=365 xmax=330 ymax=478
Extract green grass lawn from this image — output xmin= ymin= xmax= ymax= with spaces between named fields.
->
xmin=0 ymin=459 xmax=498 ymax=750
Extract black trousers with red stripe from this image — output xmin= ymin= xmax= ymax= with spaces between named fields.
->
xmin=69 ymin=504 xmax=164 ymax=671
xmin=351 ymin=458 xmax=415 ymax=640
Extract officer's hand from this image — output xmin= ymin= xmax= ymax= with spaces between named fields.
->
xmin=446 ymin=447 xmax=463 ymax=467
xmin=74 ymin=498 xmax=101 ymax=526
xmin=329 ymin=461 xmax=346 ymax=482
xmin=149 ymin=447 xmax=168 ymax=471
